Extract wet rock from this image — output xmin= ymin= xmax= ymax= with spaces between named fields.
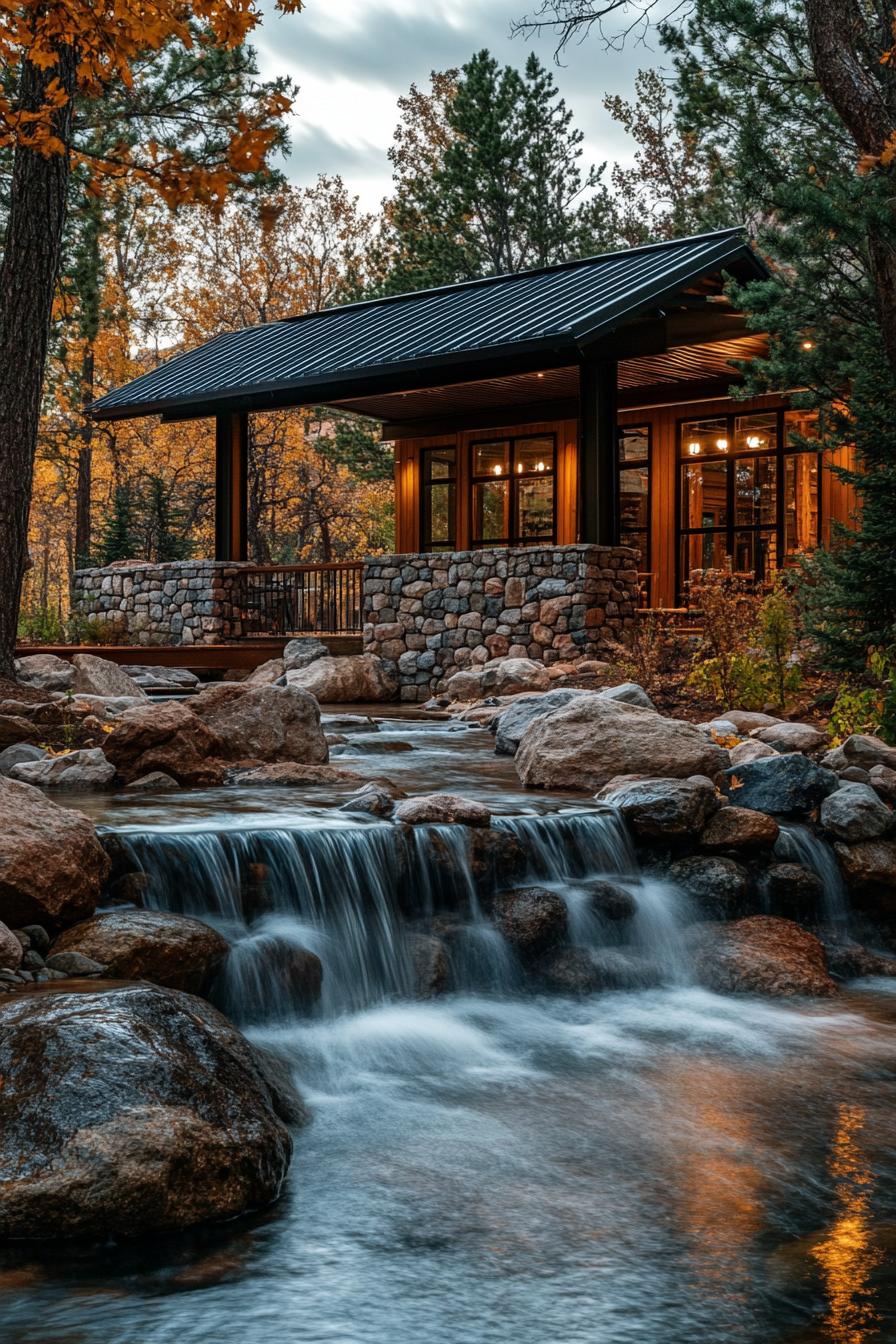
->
xmin=834 ymin=839 xmax=896 ymax=890
xmin=667 ymin=855 xmax=752 ymax=918
xmin=839 ymin=766 xmax=872 ymax=784
xmin=0 ymin=778 xmax=109 ymax=931
xmin=282 ymin=637 xmax=330 ymax=672
xmin=759 ymin=863 xmax=824 ymax=921
xmin=44 ymin=950 xmax=106 ymax=976
xmin=243 ymin=658 xmax=285 ymax=687
xmin=821 ymin=734 xmax=896 ymax=773
xmin=0 ymin=743 xmax=46 ymax=777
xmin=14 ymin=653 xmax=74 ymax=693
xmin=821 ymin=936 xmax=896 ymax=980
xmin=71 ymin=654 xmax=147 ymax=700
xmin=729 ymin=739 xmax=778 ymax=766
xmin=0 ymin=922 xmax=23 ymax=972
xmin=820 ymin=783 xmax=892 ymax=842
xmin=539 ymin=946 xmax=602 ymax=994
xmin=598 ymin=682 xmax=656 ymax=710
xmin=595 ymin=775 xmax=719 ymax=838
xmin=589 ymin=948 xmax=662 ymax=989
xmin=10 ymin=748 xmax=116 ymax=791
xmin=516 ymin=696 xmax=728 ymax=793
xmin=724 ymin=753 xmax=838 ymax=816
xmin=492 ymin=688 xmax=592 ymax=755
xmin=0 ymin=982 xmax=294 ymax=1239
xmin=754 ymin=722 xmax=826 ymax=754
xmin=0 ymin=715 xmax=41 ymax=749
xmin=340 ymin=783 xmax=395 ymax=818
xmin=285 ymin=654 xmax=397 ymax=703
xmin=104 ymin=701 xmax=226 ymax=787
xmin=120 ymin=665 xmax=200 ymax=693
xmin=21 ymin=925 xmax=50 ymax=955
xmin=585 ymin=879 xmax=637 ymax=921
xmin=395 ymin=793 xmax=492 ymax=827
xmin=52 ymin=910 xmax=229 ymax=996
xmin=263 ymin=940 xmax=324 ymax=1012
xmin=687 ymin=916 xmax=837 ymax=997
xmin=192 ymin=683 xmax=329 ymax=765
xmin=722 ymin=710 xmax=781 ymax=733
xmin=492 ymin=886 xmax=568 ymax=958
xmin=467 ymin=827 xmax=527 ymax=890
xmin=125 ymin=771 xmax=180 ymax=792
xmin=870 ymin=764 xmax=896 ymax=802
xmin=446 ymin=658 xmax=551 ymax=703
xmin=249 ymin=1044 xmax=310 ymax=1127
xmin=407 ymin=932 xmax=450 ymax=998
xmin=699 ymin=806 xmax=780 ymax=853
xmin=228 ymin=763 xmax=363 ymax=787
xmin=21 ymin=948 xmax=45 ymax=971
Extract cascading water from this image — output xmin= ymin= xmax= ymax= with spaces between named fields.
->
xmin=776 ymin=822 xmax=850 ymax=930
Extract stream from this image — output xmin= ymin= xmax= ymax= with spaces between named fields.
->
xmin=1 ymin=713 xmax=895 ymax=1343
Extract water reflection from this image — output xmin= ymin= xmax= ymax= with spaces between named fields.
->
xmin=812 ymin=1103 xmax=883 ymax=1344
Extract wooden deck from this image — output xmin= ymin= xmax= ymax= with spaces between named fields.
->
xmin=15 ymin=635 xmax=363 ymax=672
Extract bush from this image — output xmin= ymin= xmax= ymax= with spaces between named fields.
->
xmin=603 ymin=609 xmax=683 ymax=697
xmin=829 ymin=647 xmax=896 ymax=745
xmin=17 ymin=606 xmax=66 ymax=644
xmin=686 ymin=571 xmax=802 ymax=711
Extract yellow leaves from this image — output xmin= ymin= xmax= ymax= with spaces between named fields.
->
xmin=728 ymin=774 xmax=744 ymax=791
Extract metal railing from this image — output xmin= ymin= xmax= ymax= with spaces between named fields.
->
xmin=239 ymin=562 xmax=364 ymax=636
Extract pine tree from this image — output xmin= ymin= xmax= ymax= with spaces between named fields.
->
xmin=95 ymin=484 xmax=139 ymax=567
xmin=142 ymin=476 xmax=194 ymax=563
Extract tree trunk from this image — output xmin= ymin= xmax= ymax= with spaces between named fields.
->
xmin=0 ymin=45 xmax=77 ymax=677
xmin=74 ymin=346 xmax=95 ymax=570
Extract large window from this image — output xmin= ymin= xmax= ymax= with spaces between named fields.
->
xmin=470 ymin=434 xmax=555 ymax=546
xmin=678 ymin=409 xmax=820 ymax=598
xmin=421 ymin=446 xmax=456 ymax=551
xmin=618 ymin=424 xmax=651 ymax=604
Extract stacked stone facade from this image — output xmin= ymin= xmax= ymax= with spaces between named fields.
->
xmin=72 ymin=561 xmax=248 ymax=646
xmin=362 ymin=544 xmax=639 ymax=702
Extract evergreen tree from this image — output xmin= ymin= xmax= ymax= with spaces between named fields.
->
xmin=142 ymin=476 xmax=194 ymax=563
xmin=95 ymin=484 xmax=140 ymax=566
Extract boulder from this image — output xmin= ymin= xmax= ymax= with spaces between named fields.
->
xmin=395 ymin=792 xmax=492 ymax=827
xmin=228 ymin=762 xmax=361 ymax=787
xmin=729 ymin=739 xmax=778 ymax=767
xmin=282 ymin=637 xmax=330 ymax=672
xmin=724 ymin=753 xmax=838 ymax=816
xmin=699 ymin=806 xmax=780 ymax=853
xmin=539 ymin=946 xmax=602 ymax=994
xmin=71 ymin=654 xmax=147 ymax=700
xmin=340 ymin=783 xmax=396 ymax=818
xmin=492 ymin=886 xmax=568 ymax=958
xmin=286 ymin=654 xmax=397 ymax=704
xmin=870 ymin=764 xmax=896 ymax=802
xmin=44 ymin=950 xmax=107 ymax=976
xmin=125 ymin=771 xmax=180 ymax=792
xmin=467 ymin=827 xmax=528 ymax=890
xmin=820 ymin=783 xmax=892 ymax=842
xmin=446 ymin=658 xmax=551 ymax=702
xmin=407 ymin=932 xmax=450 ymax=998
xmin=822 ymin=938 xmax=896 ymax=980
xmin=243 ymin=658 xmax=285 ymax=687
xmin=0 ymin=715 xmax=41 ymax=749
xmin=10 ymin=748 xmax=116 ymax=791
xmin=755 ymin=722 xmax=826 ymax=754
xmin=598 ymin=682 xmax=656 ymax=711
xmin=0 ymin=778 xmax=109 ymax=930
xmin=104 ymin=701 xmax=226 ymax=786
xmin=0 ymin=922 xmax=23 ymax=972
xmin=0 ymin=983 xmax=295 ymax=1239
xmin=492 ymin=688 xmax=592 ymax=756
xmin=192 ymin=683 xmax=328 ymax=765
xmin=821 ymin=734 xmax=896 ymax=774
xmin=759 ymin=863 xmax=824 ymax=921
xmin=68 ymin=693 xmax=145 ymax=721
xmin=688 ymin=915 xmax=837 ymax=997
xmin=585 ymin=879 xmax=637 ymax=921
xmin=839 ymin=766 xmax=872 ymax=784
xmin=595 ymin=775 xmax=719 ymax=838
xmin=516 ymin=697 xmax=729 ymax=792
xmin=15 ymin=653 xmax=74 ymax=693
xmin=120 ymin=666 xmax=200 ymax=693
xmin=0 ymin=743 xmax=46 ymax=777
xmin=667 ymin=855 xmax=752 ymax=918
xmin=52 ymin=910 xmax=229 ymax=996
xmin=834 ymin=840 xmax=896 ymax=890
xmin=722 ymin=710 xmax=781 ymax=733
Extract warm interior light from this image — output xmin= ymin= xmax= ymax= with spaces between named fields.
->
xmin=537 ymin=372 xmax=545 ymax=378
xmin=715 ymin=437 xmax=729 ymax=451
xmin=492 ymin=464 xmax=502 ymax=475
xmin=687 ymin=441 xmax=702 ymax=455
xmin=516 ymin=463 xmax=523 ymax=473
xmin=536 ymin=461 xmax=546 ymax=472
xmin=746 ymin=434 xmax=762 ymax=449
xmin=801 ymin=339 xmax=814 ymax=350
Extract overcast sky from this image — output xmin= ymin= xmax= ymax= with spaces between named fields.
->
xmin=254 ymin=0 xmax=656 ymax=208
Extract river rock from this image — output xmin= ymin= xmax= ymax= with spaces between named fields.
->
xmin=120 ymin=666 xmax=200 ymax=693
xmin=10 ymin=748 xmax=116 ymax=791
xmin=834 ymin=839 xmax=896 ymax=890
xmin=595 ymin=775 xmax=719 ymax=838
xmin=0 ymin=922 xmax=23 ymax=972
xmin=125 ymin=771 xmax=180 ymax=792
xmin=0 ymin=715 xmax=41 ymax=749
xmin=395 ymin=793 xmax=492 ymax=827
xmin=722 ymin=710 xmax=781 ymax=733
xmin=283 ymin=637 xmax=330 ymax=671
xmin=446 ymin=658 xmax=551 ymax=702
xmin=839 ymin=767 xmax=872 ymax=784
xmin=340 ymin=783 xmax=395 ymax=817
xmin=243 ymin=658 xmax=285 ymax=687
xmin=667 ymin=855 xmax=752 ymax=918
xmin=870 ymin=765 xmax=896 ymax=802
xmin=688 ymin=916 xmax=837 ymax=997
xmin=492 ymin=688 xmax=592 ymax=756
xmin=71 ymin=653 xmax=147 ymax=700
xmin=754 ymin=722 xmax=826 ymax=754
xmin=0 ymin=982 xmax=295 ymax=1239
xmin=468 ymin=827 xmax=527 ymax=890
xmin=724 ymin=753 xmax=838 ymax=815
xmin=492 ymin=886 xmax=568 ymax=958
xmin=539 ymin=946 xmax=602 ymax=994
xmin=286 ymin=654 xmax=397 ymax=703
xmin=15 ymin=653 xmax=74 ymax=693
xmin=729 ymin=739 xmax=778 ymax=766
xmin=586 ymin=879 xmax=637 ymax=921
xmin=229 ymin=762 xmax=361 ymax=787
xmin=0 ymin=778 xmax=109 ymax=930
xmin=104 ymin=701 xmax=226 ymax=786
xmin=820 ymin=783 xmax=892 ymax=842
xmin=516 ymin=697 xmax=729 ymax=792
xmin=52 ymin=910 xmax=229 ymax=995
xmin=44 ymin=950 xmax=107 ymax=976
xmin=598 ymin=682 xmax=656 ymax=710
xmin=262 ymin=940 xmax=324 ymax=1013
xmin=192 ymin=684 xmax=329 ymax=765
xmin=759 ymin=863 xmax=824 ymax=921
xmin=822 ymin=937 xmax=896 ymax=980
xmin=0 ymin=743 xmax=46 ymax=776
xmin=822 ymin=734 xmax=896 ymax=773
xmin=699 ymin=806 xmax=780 ymax=853
xmin=407 ymin=932 xmax=450 ymax=998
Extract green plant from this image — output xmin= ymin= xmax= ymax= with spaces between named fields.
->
xmin=686 ymin=571 xmax=762 ymax=709
xmin=688 ymin=652 xmax=770 ymax=711
xmin=16 ymin=605 xmax=65 ymax=644
xmin=755 ymin=578 xmax=803 ymax=709
xmin=829 ymin=646 xmax=896 ymax=744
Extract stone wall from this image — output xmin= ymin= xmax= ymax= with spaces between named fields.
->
xmin=362 ymin=544 xmax=639 ymax=702
xmin=72 ymin=561 xmax=248 ymax=646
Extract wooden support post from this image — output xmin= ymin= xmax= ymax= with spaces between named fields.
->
xmin=214 ymin=411 xmax=248 ymax=560
xmin=578 ymin=359 xmax=618 ymax=545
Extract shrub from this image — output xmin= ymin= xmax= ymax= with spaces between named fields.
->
xmin=686 ymin=570 xmax=803 ymax=712
xmin=829 ymin=647 xmax=896 ymax=745
xmin=603 ymin=608 xmax=683 ymax=697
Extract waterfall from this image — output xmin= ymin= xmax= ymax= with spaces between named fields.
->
xmin=777 ymin=823 xmax=849 ymax=931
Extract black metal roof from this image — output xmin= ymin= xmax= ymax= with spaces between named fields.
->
xmin=90 ymin=227 xmax=766 ymax=421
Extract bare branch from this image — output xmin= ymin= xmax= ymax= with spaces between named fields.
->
xmin=510 ymin=0 xmax=690 ymax=58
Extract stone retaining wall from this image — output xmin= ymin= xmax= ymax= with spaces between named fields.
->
xmin=362 ymin=544 xmax=639 ymax=702
xmin=72 ymin=561 xmax=248 ymax=646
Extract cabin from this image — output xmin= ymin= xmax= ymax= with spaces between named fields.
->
xmin=82 ymin=228 xmax=855 ymax=694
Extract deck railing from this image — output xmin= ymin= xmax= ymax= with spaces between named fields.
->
xmin=239 ymin=562 xmax=364 ymax=637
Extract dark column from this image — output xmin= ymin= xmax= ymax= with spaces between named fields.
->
xmin=578 ymin=359 xmax=618 ymax=544
xmin=214 ymin=410 xmax=248 ymax=560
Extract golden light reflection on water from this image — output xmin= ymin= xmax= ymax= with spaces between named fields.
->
xmin=811 ymin=1103 xmax=883 ymax=1344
